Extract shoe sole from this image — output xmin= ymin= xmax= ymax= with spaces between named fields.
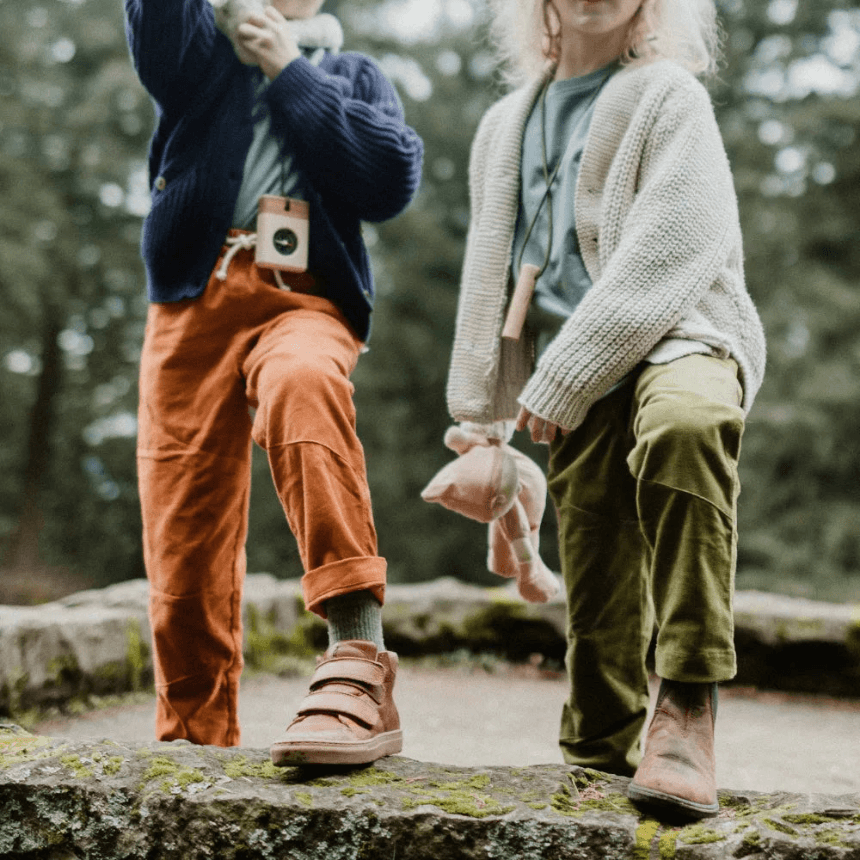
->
xmin=270 ymin=729 xmax=403 ymax=767
xmin=627 ymin=781 xmax=719 ymax=819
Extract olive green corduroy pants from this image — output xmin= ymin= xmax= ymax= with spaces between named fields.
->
xmin=547 ymin=354 xmax=745 ymax=777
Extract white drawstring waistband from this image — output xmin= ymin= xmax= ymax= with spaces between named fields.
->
xmin=216 ymin=233 xmax=289 ymax=290
xmin=216 ymin=233 xmax=257 ymax=280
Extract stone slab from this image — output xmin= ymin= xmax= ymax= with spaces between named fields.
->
xmin=1 ymin=724 xmax=858 ymax=860
xmin=0 ymin=605 xmax=150 ymax=713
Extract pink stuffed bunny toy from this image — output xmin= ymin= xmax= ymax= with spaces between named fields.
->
xmin=421 ymin=423 xmax=559 ymax=603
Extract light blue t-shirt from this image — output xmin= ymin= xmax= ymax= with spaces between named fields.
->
xmin=512 ymin=64 xmax=615 ymax=348
xmin=231 ymin=48 xmax=326 ymax=230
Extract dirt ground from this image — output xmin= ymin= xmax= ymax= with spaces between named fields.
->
xmin=33 ymin=662 xmax=860 ymax=797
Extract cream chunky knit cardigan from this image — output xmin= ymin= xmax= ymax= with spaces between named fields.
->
xmin=446 ymin=59 xmax=766 ymax=430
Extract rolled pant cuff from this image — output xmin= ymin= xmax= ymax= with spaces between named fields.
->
xmin=655 ymin=647 xmax=737 ymax=684
xmin=302 ymin=556 xmax=387 ymax=618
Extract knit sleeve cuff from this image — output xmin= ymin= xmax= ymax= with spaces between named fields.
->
xmin=517 ymin=370 xmax=594 ymax=434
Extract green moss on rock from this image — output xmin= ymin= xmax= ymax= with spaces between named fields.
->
xmin=244 ymin=603 xmax=323 ymax=673
xmin=430 ymin=774 xmax=490 ymax=791
xmin=340 ymin=786 xmax=370 ymax=798
xmin=305 ymin=776 xmax=337 ymax=787
xmin=221 ymin=754 xmax=282 ymax=780
xmin=60 ymin=753 xmax=94 ymax=779
xmin=0 ymin=728 xmax=59 ymax=769
xmin=401 ymin=789 xmax=514 ymax=819
xmin=679 ymin=824 xmax=725 ymax=845
xmin=47 ymin=654 xmax=81 ymax=686
xmin=294 ymin=790 xmax=313 ymax=808
xmin=580 ymin=767 xmax=608 ymax=782
xmin=578 ymin=793 xmax=638 ymax=815
xmin=764 ymin=816 xmax=799 ymax=836
xmin=658 ymin=829 xmax=678 ymax=859
xmin=347 ymin=768 xmax=404 ymax=788
xmin=815 ymin=829 xmax=847 ymax=846
xmin=634 ymin=818 xmax=661 ymax=859
xmin=550 ymin=783 xmax=580 ymax=817
xmin=784 ymin=812 xmax=860 ymax=827
xmin=102 ymin=755 xmax=125 ymax=776
xmin=718 ymin=792 xmax=754 ymax=815
xmin=380 ymin=769 xmax=517 ymax=819
xmin=125 ymin=622 xmax=150 ymax=692
xmin=1 ymin=669 xmax=30 ymax=715
xmin=742 ymin=830 xmax=762 ymax=850
xmin=139 ymin=755 xmax=207 ymax=793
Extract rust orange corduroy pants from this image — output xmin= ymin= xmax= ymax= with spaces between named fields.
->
xmin=136 ymin=235 xmax=386 ymax=746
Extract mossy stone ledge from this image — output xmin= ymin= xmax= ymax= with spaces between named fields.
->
xmin=4 ymin=577 xmax=858 ymax=720
xmin=1 ymin=724 xmax=858 ymax=860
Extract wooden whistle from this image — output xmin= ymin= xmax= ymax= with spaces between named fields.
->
xmin=502 ymin=264 xmax=540 ymax=340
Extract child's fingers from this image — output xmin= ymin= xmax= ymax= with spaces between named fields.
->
xmin=515 ymin=407 xmax=530 ymax=432
xmin=517 ymin=406 xmax=566 ymax=443
xmin=535 ymin=417 xmax=562 ymax=444
xmin=236 ymin=18 xmax=278 ymax=52
xmin=239 ymin=13 xmax=267 ymax=30
xmin=261 ymin=6 xmax=292 ymax=37
xmin=537 ymin=420 xmax=555 ymax=444
xmin=236 ymin=20 xmax=264 ymax=41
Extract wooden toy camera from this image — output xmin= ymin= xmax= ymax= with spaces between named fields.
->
xmin=255 ymin=195 xmax=309 ymax=274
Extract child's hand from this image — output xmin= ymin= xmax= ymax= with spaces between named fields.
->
xmin=236 ymin=6 xmax=301 ymax=79
xmin=516 ymin=406 xmax=567 ymax=445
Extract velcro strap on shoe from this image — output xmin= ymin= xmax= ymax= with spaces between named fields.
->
xmin=310 ymin=658 xmax=385 ymax=691
xmin=296 ymin=690 xmax=379 ymax=728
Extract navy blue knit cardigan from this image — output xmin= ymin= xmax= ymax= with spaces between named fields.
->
xmin=124 ymin=0 xmax=424 ymax=341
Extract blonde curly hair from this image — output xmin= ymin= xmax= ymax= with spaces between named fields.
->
xmin=486 ymin=0 xmax=722 ymax=85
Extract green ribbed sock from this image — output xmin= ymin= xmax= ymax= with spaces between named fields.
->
xmin=325 ymin=590 xmax=385 ymax=651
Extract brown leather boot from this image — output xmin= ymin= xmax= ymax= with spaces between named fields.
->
xmin=627 ymin=680 xmax=719 ymax=819
xmin=270 ymin=640 xmax=402 ymax=767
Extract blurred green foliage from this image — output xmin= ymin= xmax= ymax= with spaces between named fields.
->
xmin=0 ymin=0 xmax=857 ymax=603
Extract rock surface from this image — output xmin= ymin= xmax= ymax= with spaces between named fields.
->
xmin=1 ymin=576 xmax=859 ymax=716
xmin=1 ymin=724 xmax=859 ymax=860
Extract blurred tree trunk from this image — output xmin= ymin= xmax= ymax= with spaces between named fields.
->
xmin=4 ymin=300 xmax=63 ymax=572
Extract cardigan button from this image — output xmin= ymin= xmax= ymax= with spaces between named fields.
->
xmin=154 ymin=176 xmax=167 ymax=191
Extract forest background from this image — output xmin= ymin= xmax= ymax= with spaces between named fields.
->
xmin=1 ymin=0 xmax=858 ymax=606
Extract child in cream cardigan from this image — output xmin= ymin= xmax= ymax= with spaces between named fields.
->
xmin=446 ymin=0 xmax=765 ymax=820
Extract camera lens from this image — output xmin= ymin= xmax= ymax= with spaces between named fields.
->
xmin=273 ymin=228 xmax=298 ymax=256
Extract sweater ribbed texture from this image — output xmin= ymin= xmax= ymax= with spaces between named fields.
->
xmin=124 ymin=0 xmax=423 ymax=341
xmin=447 ymin=60 xmax=766 ymax=429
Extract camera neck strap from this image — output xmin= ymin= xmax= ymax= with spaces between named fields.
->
xmin=515 ymin=66 xmax=613 ymax=283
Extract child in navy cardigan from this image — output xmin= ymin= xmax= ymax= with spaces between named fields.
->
xmin=125 ymin=0 xmax=422 ymax=766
